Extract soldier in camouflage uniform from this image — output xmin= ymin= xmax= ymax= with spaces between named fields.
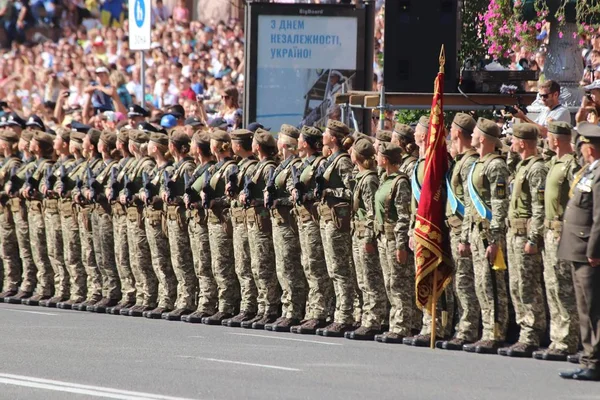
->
xmin=56 ymin=130 xmax=88 ymax=309
xmin=315 ymin=120 xmax=358 ymax=338
xmin=264 ymin=125 xmax=308 ymax=332
xmin=462 ymin=118 xmax=510 ymax=354
xmin=200 ymin=130 xmax=240 ymax=325
xmin=222 ymin=129 xmax=259 ymax=328
xmin=373 ymin=143 xmax=415 ymax=343
xmin=346 ymin=139 xmax=387 ymax=341
xmin=71 ymin=129 xmax=105 ymax=311
xmin=290 ymin=126 xmax=334 ymax=335
xmin=0 ymin=129 xmax=24 ymax=300
xmin=161 ymin=131 xmax=198 ymax=321
xmin=118 ymin=130 xmax=159 ymax=317
xmin=3 ymin=130 xmax=38 ymax=304
xmin=438 ymin=113 xmax=481 ymax=350
xmin=20 ymin=131 xmax=56 ymax=306
xmin=533 ymin=121 xmax=580 ymax=361
xmin=84 ymin=131 xmax=122 ymax=313
xmin=373 ymin=130 xmax=391 ymax=180
xmin=181 ymin=131 xmax=218 ymax=323
xmin=391 ymin=123 xmax=418 ymax=177
xmin=106 ymin=129 xmax=137 ymax=314
xmin=39 ymin=128 xmax=76 ymax=307
xmin=498 ymin=123 xmax=548 ymax=358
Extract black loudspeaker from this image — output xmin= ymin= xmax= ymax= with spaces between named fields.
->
xmin=383 ymin=0 xmax=459 ymax=93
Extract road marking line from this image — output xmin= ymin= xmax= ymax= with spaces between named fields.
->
xmin=0 ymin=373 xmax=198 ymax=400
xmin=178 ymin=356 xmax=301 ymax=372
xmin=0 ymin=308 xmax=58 ymax=316
xmin=226 ymin=332 xmax=342 ymax=346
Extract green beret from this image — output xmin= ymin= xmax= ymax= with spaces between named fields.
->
xmin=512 ymin=123 xmax=539 ymax=141
xmin=117 ymin=128 xmax=130 ymax=144
xmin=193 ymin=131 xmax=211 ymax=145
xmin=476 ymin=118 xmax=502 ymax=148
xmin=279 ymin=124 xmax=300 ymax=140
xmin=211 ymin=129 xmax=230 ymax=142
xmin=33 ymin=130 xmax=56 ymax=146
xmin=393 ymin=123 xmax=414 ymax=139
xmin=352 ymin=131 xmax=371 ymax=142
xmin=548 ymin=121 xmax=572 ymax=136
xmin=301 ymin=126 xmax=322 ymax=138
xmin=375 ymin=130 xmax=392 ymax=143
xmin=87 ymin=128 xmax=102 ymax=146
xmin=326 ymin=120 xmax=350 ymax=136
xmin=353 ymin=138 xmax=376 ymax=158
xmin=230 ymin=129 xmax=253 ymax=141
xmin=452 ymin=113 xmax=476 ymax=134
xmin=149 ymin=132 xmax=169 ymax=147
xmin=70 ymin=130 xmax=86 ymax=144
xmin=170 ymin=131 xmax=190 ymax=146
xmin=418 ymin=116 xmax=430 ymax=129
xmin=100 ymin=131 xmax=117 ymax=148
xmin=0 ymin=129 xmax=19 ymax=143
xmin=576 ymin=122 xmax=600 ymax=144
xmin=379 ymin=142 xmax=402 ymax=164
xmin=129 ymin=129 xmax=149 ymax=145
xmin=21 ymin=129 xmax=34 ymax=143
xmin=254 ymin=131 xmax=277 ymax=148
xmin=55 ymin=127 xmax=71 ymax=141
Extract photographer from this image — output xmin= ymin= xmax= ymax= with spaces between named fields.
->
xmin=576 ymin=80 xmax=600 ymax=125
xmin=512 ymin=80 xmax=570 ymax=137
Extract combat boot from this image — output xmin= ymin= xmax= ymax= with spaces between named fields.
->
xmin=532 ymin=348 xmax=570 ymax=362
xmin=411 ymin=334 xmax=446 ymax=347
xmin=374 ymin=332 xmax=405 ymax=344
xmin=129 ymin=305 xmax=153 ymax=317
xmin=240 ymin=314 xmax=263 ymax=329
xmin=463 ymin=339 xmax=504 ymax=354
xmin=291 ymin=319 xmax=327 ymax=335
xmin=567 ymin=353 xmax=581 ymax=364
xmin=74 ymin=298 xmax=100 ymax=312
xmin=345 ymin=326 xmax=381 ymax=341
xmin=202 ymin=311 xmax=234 ymax=325
xmin=4 ymin=290 xmax=33 ymax=304
xmin=163 ymin=308 xmax=193 ymax=321
xmin=40 ymin=296 xmax=68 ymax=308
xmin=119 ymin=304 xmax=137 ymax=316
xmin=440 ymin=337 xmax=472 ymax=351
xmin=143 ymin=306 xmax=172 ymax=319
xmin=272 ymin=318 xmax=301 ymax=333
xmin=0 ymin=289 xmax=17 ymax=302
xmin=498 ymin=342 xmax=538 ymax=358
xmin=264 ymin=316 xmax=286 ymax=331
xmin=57 ymin=298 xmax=83 ymax=310
xmin=23 ymin=294 xmax=51 ymax=306
xmin=320 ymin=322 xmax=354 ymax=338
xmin=252 ymin=314 xmax=278 ymax=330
xmin=223 ymin=311 xmax=257 ymax=328
xmin=108 ymin=301 xmax=134 ymax=315
xmin=182 ymin=311 xmax=212 ymax=323
xmin=93 ymin=298 xmax=119 ymax=314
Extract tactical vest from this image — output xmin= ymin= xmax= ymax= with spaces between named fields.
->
xmin=509 ymin=155 xmax=544 ymax=219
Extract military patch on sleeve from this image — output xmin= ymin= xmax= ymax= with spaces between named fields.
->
xmin=538 ymin=185 xmax=545 ymax=202
xmin=495 ymin=177 xmax=506 ymax=199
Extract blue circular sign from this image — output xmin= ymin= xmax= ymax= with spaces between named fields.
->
xmin=134 ymin=0 xmax=145 ymax=28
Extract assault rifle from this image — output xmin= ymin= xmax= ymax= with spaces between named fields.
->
xmin=314 ymin=164 xmax=326 ymax=200
xmin=123 ymin=175 xmax=134 ymax=204
xmin=163 ymin=170 xmax=175 ymax=203
xmin=44 ymin=165 xmax=57 ymax=197
xmin=265 ymin=168 xmax=276 ymax=209
xmin=108 ymin=167 xmax=119 ymax=202
xmin=242 ymin=175 xmax=254 ymax=208
xmin=201 ymin=169 xmax=213 ymax=209
xmin=86 ymin=167 xmax=103 ymax=202
xmin=142 ymin=171 xmax=152 ymax=205
xmin=291 ymin=165 xmax=305 ymax=205
xmin=226 ymin=165 xmax=239 ymax=197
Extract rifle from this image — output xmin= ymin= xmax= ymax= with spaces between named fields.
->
xmin=242 ymin=175 xmax=254 ymax=208
xmin=58 ymin=165 xmax=67 ymax=197
xmin=163 ymin=170 xmax=174 ymax=203
xmin=265 ymin=168 xmax=276 ymax=209
xmin=108 ymin=167 xmax=119 ymax=202
xmin=6 ymin=166 xmax=20 ymax=196
xmin=142 ymin=171 xmax=152 ymax=205
xmin=226 ymin=164 xmax=239 ymax=197
xmin=314 ymin=164 xmax=326 ymax=200
xmin=44 ymin=165 xmax=57 ymax=197
xmin=123 ymin=174 xmax=134 ymax=204
xmin=86 ymin=167 xmax=103 ymax=202
xmin=22 ymin=170 xmax=37 ymax=197
xmin=201 ymin=169 xmax=213 ymax=209
xmin=480 ymin=226 xmax=500 ymax=340
xmin=183 ymin=171 xmax=199 ymax=206
xmin=291 ymin=165 xmax=305 ymax=206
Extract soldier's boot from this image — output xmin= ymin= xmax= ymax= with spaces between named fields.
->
xmin=533 ymin=348 xmax=570 ymax=362
xmin=240 ymin=314 xmax=264 ymax=329
xmin=498 ymin=342 xmax=538 ymax=358
xmin=439 ymin=337 xmax=472 ymax=351
xmin=94 ymin=298 xmax=120 ymax=314
xmin=411 ymin=334 xmax=447 ymax=347
xmin=4 ymin=291 xmax=33 ymax=304
xmin=73 ymin=297 xmax=100 ymax=312
xmin=264 ymin=316 xmax=286 ymax=331
xmin=202 ymin=311 xmax=234 ymax=325
xmin=463 ymin=339 xmax=504 ymax=354
xmin=374 ymin=331 xmax=405 ymax=344
xmin=320 ymin=322 xmax=354 ymax=338
xmin=129 ymin=305 xmax=154 ymax=317
xmin=252 ymin=314 xmax=278 ymax=330
xmin=568 ymin=353 xmax=582 ymax=364
xmin=344 ymin=326 xmax=381 ymax=340
xmin=40 ymin=295 xmax=68 ymax=308
xmin=57 ymin=298 xmax=84 ymax=310
xmin=87 ymin=298 xmax=108 ymax=313
xmin=0 ymin=289 xmax=18 ymax=302
xmin=163 ymin=308 xmax=193 ymax=321
xmin=22 ymin=294 xmax=51 ymax=306
xmin=120 ymin=304 xmax=139 ymax=316
xmin=272 ymin=318 xmax=301 ymax=333
xmin=402 ymin=335 xmax=419 ymax=345
xmin=291 ymin=319 xmax=327 ymax=335
xmin=223 ymin=311 xmax=257 ymax=328
xmin=143 ymin=306 xmax=173 ymax=319
xmin=182 ymin=311 xmax=212 ymax=323
xmin=107 ymin=301 xmax=135 ymax=315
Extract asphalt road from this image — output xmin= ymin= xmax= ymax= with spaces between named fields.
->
xmin=0 ymin=302 xmax=597 ymax=400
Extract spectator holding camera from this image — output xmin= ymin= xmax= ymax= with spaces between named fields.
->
xmin=512 ymin=80 xmax=570 ymax=137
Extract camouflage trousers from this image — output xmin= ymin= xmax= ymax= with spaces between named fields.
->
xmin=11 ymin=200 xmax=36 ymax=293
xmin=272 ymin=214 xmax=307 ymax=320
xmin=297 ymin=216 xmax=333 ymax=320
xmin=144 ymin=209 xmax=176 ymax=309
xmin=188 ymin=214 xmax=217 ymax=314
xmin=542 ymin=227 xmax=579 ymax=352
xmin=352 ymin=232 xmax=386 ymax=329
xmin=450 ymin=228 xmax=480 ymax=342
xmin=28 ymin=202 xmax=53 ymax=297
xmin=44 ymin=204 xmax=69 ymax=298
xmin=0 ymin=208 xmax=22 ymax=292
xmin=507 ymin=231 xmax=547 ymax=346
xmin=320 ymin=218 xmax=358 ymax=325
xmin=60 ymin=202 xmax=86 ymax=302
xmin=127 ymin=207 xmax=158 ymax=308
xmin=231 ymin=208 xmax=257 ymax=313
xmin=166 ymin=206 xmax=198 ymax=311
xmin=78 ymin=205 xmax=102 ymax=301
xmin=207 ymin=219 xmax=239 ymax=314
xmin=247 ymin=210 xmax=280 ymax=316
xmin=377 ymin=234 xmax=418 ymax=336
xmin=93 ymin=209 xmax=121 ymax=300
xmin=470 ymin=225 xmax=509 ymax=341
xmin=112 ymin=207 xmax=136 ymax=304
xmin=419 ymin=288 xmax=454 ymax=338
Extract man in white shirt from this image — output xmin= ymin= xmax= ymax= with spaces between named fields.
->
xmin=513 ymin=80 xmax=571 ymax=137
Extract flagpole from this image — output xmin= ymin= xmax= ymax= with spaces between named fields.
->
xmin=430 ymin=269 xmax=438 ymax=349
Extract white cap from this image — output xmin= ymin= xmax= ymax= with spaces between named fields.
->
xmin=95 ymin=66 xmax=109 ymax=74
xmin=585 ymin=80 xmax=600 ymax=91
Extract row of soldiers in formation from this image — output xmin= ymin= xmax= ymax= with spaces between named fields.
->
xmin=0 ymin=112 xmax=583 ymax=360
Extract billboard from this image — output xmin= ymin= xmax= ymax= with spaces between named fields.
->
xmin=245 ymin=3 xmax=370 ymax=131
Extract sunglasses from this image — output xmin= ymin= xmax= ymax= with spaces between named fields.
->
xmin=539 ymin=92 xmax=555 ymax=99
